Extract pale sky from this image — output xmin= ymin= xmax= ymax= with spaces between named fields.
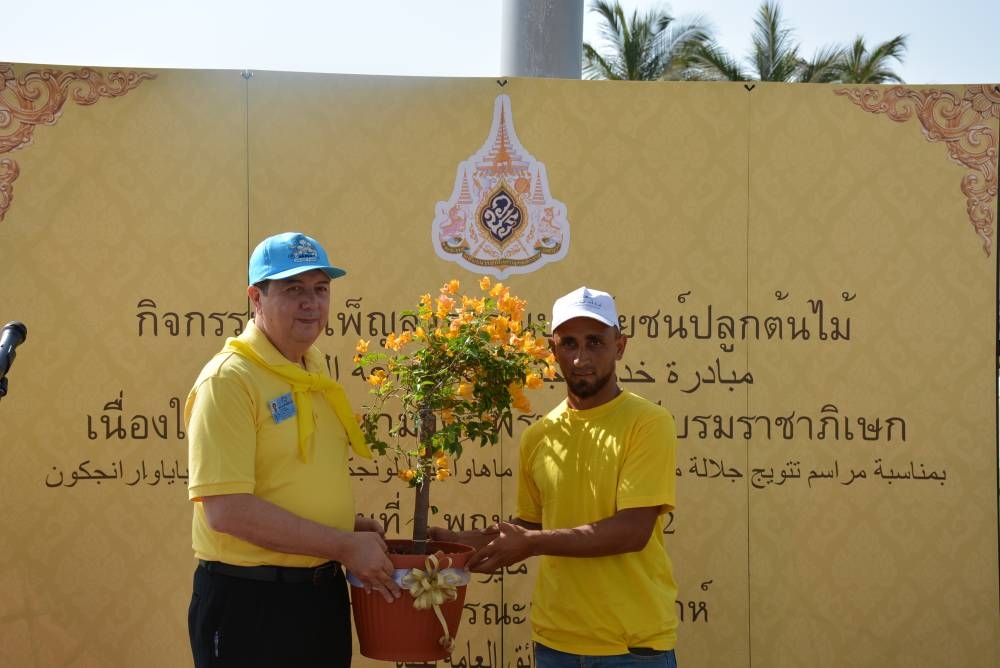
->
xmin=0 ymin=0 xmax=997 ymax=84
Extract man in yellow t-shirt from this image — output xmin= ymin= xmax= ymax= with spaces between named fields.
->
xmin=185 ymin=232 xmax=401 ymax=668
xmin=433 ymin=286 xmax=679 ymax=668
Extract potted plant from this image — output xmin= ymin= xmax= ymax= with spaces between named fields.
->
xmin=351 ymin=276 xmax=555 ymax=661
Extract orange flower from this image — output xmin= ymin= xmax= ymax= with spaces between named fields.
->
xmin=356 ymin=338 xmax=370 ymax=354
xmin=509 ymin=382 xmax=532 ymax=412
xmin=399 ymin=469 xmax=416 ymax=482
xmin=386 ymin=331 xmax=413 ymax=350
xmin=521 ymin=332 xmax=550 ymax=359
xmin=462 ymin=295 xmax=485 ymax=314
xmin=534 ymin=341 xmax=552 ymax=359
xmin=525 ymin=372 xmax=543 ymax=390
xmin=498 ymin=294 xmax=525 ymax=320
xmin=479 ymin=276 xmax=491 ymax=291
xmin=457 ymin=381 xmax=474 ymax=399
xmin=418 ymin=294 xmax=433 ymax=322
xmin=441 ymin=279 xmax=460 ymax=295
xmin=488 ymin=315 xmax=510 ymax=341
xmin=435 ymin=468 xmax=451 ymax=481
xmin=441 ymin=407 xmax=456 ymax=425
xmin=436 ymin=295 xmax=456 ymax=319
xmin=368 ymin=369 xmax=388 ymax=387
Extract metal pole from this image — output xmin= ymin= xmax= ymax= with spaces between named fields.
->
xmin=501 ymin=0 xmax=584 ymax=79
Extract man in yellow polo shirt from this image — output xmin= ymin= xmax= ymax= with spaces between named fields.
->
xmin=186 ymin=232 xmax=401 ymax=667
xmin=433 ymin=286 xmax=679 ymax=667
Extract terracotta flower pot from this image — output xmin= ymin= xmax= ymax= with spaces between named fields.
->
xmin=351 ymin=539 xmax=474 ymax=662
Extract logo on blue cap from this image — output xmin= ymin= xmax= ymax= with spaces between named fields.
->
xmin=289 ymin=238 xmax=320 ymax=264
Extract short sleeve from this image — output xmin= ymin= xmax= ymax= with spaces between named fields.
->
xmin=616 ymin=410 xmax=677 ymax=514
xmin=186 ymin=373 xmax=258 ymax=501
xmin=515 ymin=425 xmax=544 ymax=524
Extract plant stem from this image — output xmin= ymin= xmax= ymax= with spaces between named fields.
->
xmin=412 ymin=405 xmax=436 ymax=554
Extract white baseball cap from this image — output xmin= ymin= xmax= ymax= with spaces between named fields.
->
xmin=551 ymin=287 xmax=619 ymax=332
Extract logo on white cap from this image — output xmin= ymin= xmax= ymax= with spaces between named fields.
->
xmin=551 ymin=287 xmax=618 ymax=331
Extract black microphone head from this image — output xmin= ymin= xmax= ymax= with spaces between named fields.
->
xmin=1 ymin=321 xmax=27 ymax=344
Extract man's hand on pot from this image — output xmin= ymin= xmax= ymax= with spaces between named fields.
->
xmin=465 ymin=521 xmax=535 ymax=573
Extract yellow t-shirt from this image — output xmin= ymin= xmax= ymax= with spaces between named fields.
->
xmin=517 ymin=391 xmax=678 ymax=654
xmin=185 ymin=321 xmax=356 ymax=567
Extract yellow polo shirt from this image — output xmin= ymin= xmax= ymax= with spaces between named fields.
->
xmin=185 ymin=321 xmax=355 ymax=567
xmin=517 ymin=391 xmax=679 ymax=654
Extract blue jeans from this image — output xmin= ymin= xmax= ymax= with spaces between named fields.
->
xmin=535 ymin=643 xmax=677 ymax=668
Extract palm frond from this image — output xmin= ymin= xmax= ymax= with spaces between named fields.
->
xmin=683 ymin=42 xmax=749 ymax=81
xmin=750 ymin=1 xmax=800 ymax=81
xmin=583 ymin=0 xmax=715 ymax=81
xmin=839 ymin=34 xmax=908 ymax=83
xmin=799 ymin=45 xmax=847 ymax=83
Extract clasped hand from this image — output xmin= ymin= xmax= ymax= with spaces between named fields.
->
xmin=430 ymin=521 xmax=534 ymax=573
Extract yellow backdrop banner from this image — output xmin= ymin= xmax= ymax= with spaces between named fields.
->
xmin=0 ymin=63 xmax=997 ymax=667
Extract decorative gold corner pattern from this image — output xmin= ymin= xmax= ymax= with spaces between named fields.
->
xmin=0 ymin=63 xmax=156 ymax=222
xmin=835 ymin=85 xmax=1000 ymax=257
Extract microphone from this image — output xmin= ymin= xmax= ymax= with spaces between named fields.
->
xmin=0 ymin=321 xmax=27 ymax=380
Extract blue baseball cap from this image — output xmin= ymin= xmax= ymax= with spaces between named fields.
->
xmin=248 ymin=232 xmax=346 ymax=285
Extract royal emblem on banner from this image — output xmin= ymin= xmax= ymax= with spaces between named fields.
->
xmin=432 ymin=95 xmax=570 ymax=278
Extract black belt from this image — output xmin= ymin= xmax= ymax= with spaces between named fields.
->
xmin=199 ymin=560 xmax=341 ymax=585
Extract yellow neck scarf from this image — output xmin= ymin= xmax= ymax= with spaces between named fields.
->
xmin=224 ymin=337 xmax=372 ymax=462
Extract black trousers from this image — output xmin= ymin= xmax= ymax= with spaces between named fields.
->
xmin=188 ymin=564 xmax=352 ymax=667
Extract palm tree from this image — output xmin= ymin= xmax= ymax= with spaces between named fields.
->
xmin=835 ymin=35 xmax=908 ymax=83
xmin=684 ymin=1 xmax=839 ymax=82
xmin=582 ymin=0 xmax=711 ymax=81
xmin=682 ymin=1 xmax=905 ymax=84
xmin=747 ymin=0 xmax=803 ymax=81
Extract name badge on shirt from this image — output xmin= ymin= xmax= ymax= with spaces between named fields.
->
xmin=268 ymin=393 xmax=296 ymax=424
